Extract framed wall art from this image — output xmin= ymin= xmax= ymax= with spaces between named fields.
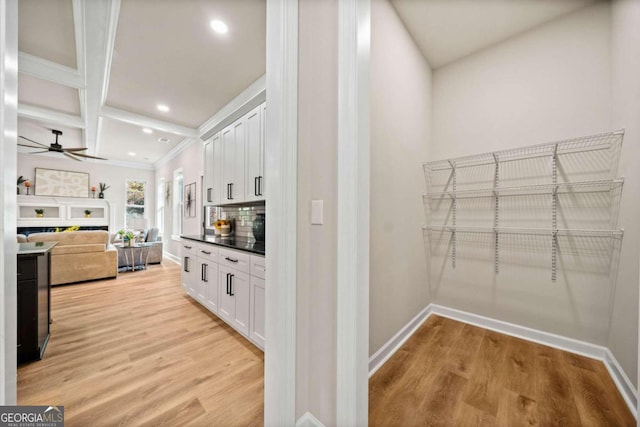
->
xmin=184 ymin=182 xmax=196 ymax=217
xmin=34 ymin=168 xmax=90 ymax=198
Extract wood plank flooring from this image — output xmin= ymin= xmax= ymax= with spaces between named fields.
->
xmin=369 ymin=315 xmax=635 ymax=427
xmin=18 ymin=262 xmax=264 ymax=427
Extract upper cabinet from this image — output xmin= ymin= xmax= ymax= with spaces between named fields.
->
xmin=204 ymin=101 xmax=266 ymax=206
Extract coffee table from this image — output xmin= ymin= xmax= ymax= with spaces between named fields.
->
xmin=115 ymin=242 xmax=154 ymax=272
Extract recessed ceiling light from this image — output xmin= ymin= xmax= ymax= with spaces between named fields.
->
xmin=128 ymin=152 xmax=136 ymax=156
xmin=158 ymin=137 xmax=170 ymax=144
xmin=157 ymin=104 xmax=170 ymax=112
xmin=142 ymin=128 xmax=153 ymax=134
xmin=210 ymin=19 xmax=228 ymax=34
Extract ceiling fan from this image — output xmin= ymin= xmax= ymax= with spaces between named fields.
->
xmin=18 ymin=129 xmax=108 ymax=161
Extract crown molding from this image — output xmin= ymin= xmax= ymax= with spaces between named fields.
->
xmin=18 ymin=103 xmax=85 ymax=129
xmin=100 ymin=105 xmax=198 ymax=138
xmin=18 ymin=52 xmax=85 ymax=89
xmin=105 ymin=158 xmax=155 ymax=171
xmin=199 ymin=74 xmax=266 ymax=141
xmin=153 ymin=137 xmax=197 ymax=169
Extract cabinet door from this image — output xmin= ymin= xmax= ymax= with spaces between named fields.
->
xmin=218 ymin=265 xmax=250 ymax=336
xmin=221 ymin=120 xmax=246 ymax=203
xmin=260 ymin=102 xmax=266 ymax=198
xmin=244 ymin=105 xmax=263 ymax=202
xmin=195 ymin=259 xmax=208 ymax=302
xmin=250 ymin=276 xmax=265 ymax=349
xmin=211 ymin=132 xmax=223 ymax=205
xmin=203 ymin=138 xmax=215 ymax=205
xmin=203 ymin=261 xmax=219 ymax=313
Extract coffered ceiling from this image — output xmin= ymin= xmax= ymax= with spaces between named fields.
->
xmin=17 ymin=0 xmax=266 ymax=167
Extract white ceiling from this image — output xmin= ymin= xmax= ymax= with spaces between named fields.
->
xmin=390 ymin=0 xmax=597 ymax=69
xmin=17 ymin=0 xmax=266 ymax=166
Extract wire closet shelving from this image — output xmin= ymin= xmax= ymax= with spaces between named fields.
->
xmin=422 ymin=129 xmax=625 ymax=281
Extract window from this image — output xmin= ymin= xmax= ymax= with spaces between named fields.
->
xmin=157 ymin=179 xmax=165 ymax=237
xmin=125 ymin=180 xmax=145 ymax=230
xmin=172 ymin=169 xmax=183 ymax=238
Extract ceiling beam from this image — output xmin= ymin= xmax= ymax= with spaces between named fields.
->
xmin=18 ymin=52 xmax=85 ymax=89
xmin=18 ymin=104 xmax=85 ymax=129
xmin=100 ymin=105 xmax=199 ymax=138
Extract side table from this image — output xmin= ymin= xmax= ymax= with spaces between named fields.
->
xmin=115 ymin=243 xmax=153 ymax=272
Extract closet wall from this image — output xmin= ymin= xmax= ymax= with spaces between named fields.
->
xmin=428 ymin=1 xmax=638 ymax=385
xmin=370 ymin=0 xmax=432 ymax=356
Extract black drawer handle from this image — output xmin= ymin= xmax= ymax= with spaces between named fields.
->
xmin=225 ymin=257 xmax=238 ymax=263
xmin=184 ymin=245 xmax=192 ymax=250
xmin=201 ymin=250 xmax=211 ymax=255
xmin=184 ymin=256 xmax=190 ymax=272
xmin=229 ymin=274 xmax=235 ymax=296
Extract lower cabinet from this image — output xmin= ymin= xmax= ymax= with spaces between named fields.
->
xmin=180 ymin=238 xmax=264 ymax=350
xmin=219 ymin=266 xmax=250 ymax=336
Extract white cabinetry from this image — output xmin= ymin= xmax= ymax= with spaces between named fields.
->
xmin=244 ymin=104 xmax=265 ymax=202
xmin=203 ymin=102 xmax=266 ymax=206
xmin=180 ymin=239 xmax=265 ymax=350
xmin=221 ymin=120 xmax=245 ymax=203
xmin=180 ymin=241 xmax=198 ymax=295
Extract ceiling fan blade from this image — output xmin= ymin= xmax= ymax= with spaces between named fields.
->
xmin=27 ymin=150 xmax=51 ymax=154
xmin=62 ymin=147 xmax=89 ymax=152
xmin=63 ymin=152 xmax=82 ymax=162
xmin=70 ymin=152 xmax=108 ymax=160
xmin=18 ymin=136 xmax=49 ymax=148
xmin=18 ymin=143 xmax=48 ymax=149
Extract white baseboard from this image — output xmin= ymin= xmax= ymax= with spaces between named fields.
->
xmin=163 ymin=251 xmax=180 ymax=265
xmin=368 ymin=303 xmax=638 ymax=419
xmin=296 ymin=412 xmax=325 ymax=427
xmin=368 ymin=305 xmax=432 ymax=377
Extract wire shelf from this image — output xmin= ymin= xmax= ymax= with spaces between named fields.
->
xmin=423 ymin=178 xmax=624 ymax=200
xmin=423 ymin=225 xmax=624 ymax=237
xmin=423 ymin=129 xmax=624 ymax=172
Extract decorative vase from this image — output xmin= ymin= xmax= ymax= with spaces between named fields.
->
xmin=36 ymin=213 xmax=43 ymax=218
xmin=252 ymin=213 xmax=265 ymax=242
xmin=98 ymin=192 xmax=104 ymax=199
xmin=220 ymin=224 xmax=231 ymax=237
xmin=85 ymin=214 xmax=91 ymax=218
xmin=214 ymin=227 xmax=222 ymax=236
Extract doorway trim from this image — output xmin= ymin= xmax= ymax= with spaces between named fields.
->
xmin=264 ymin=0 xmax=298 ymax=425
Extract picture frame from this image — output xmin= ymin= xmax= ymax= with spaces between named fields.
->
xmin=34 ymin=168 xmax=90 ymax=198
xmin=184 ymin=182 xmax=196 ymax=217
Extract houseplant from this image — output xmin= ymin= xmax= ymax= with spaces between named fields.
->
xmin=98 ymin=183 xmax=110 ymax=199
xmin=118 ymin=229 xmax=135 ymax=246
xmin=84 ymin=209 xmax=92 ymax=218
xmin=35 ymin=209 xmax=44 ymax=218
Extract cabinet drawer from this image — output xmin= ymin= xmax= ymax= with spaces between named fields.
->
xmin=250 ymin=255 xmax=266 ymax=280
xmin=218 ymin=248 xmax=250 ymax=274
xmin=181 ymin=240 xmax=197 ymax=257
xmin=196 ymin=243 xmax=218 ymax=263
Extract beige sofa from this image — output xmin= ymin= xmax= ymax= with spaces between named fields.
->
xmin=27 ymin=230 xmax=118 ymax=285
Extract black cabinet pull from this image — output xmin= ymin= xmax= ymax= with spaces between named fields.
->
xmin=203 ymin=264 xmax=208 ymax=282
xmin=227 ymin=183 xmax=230 ymax=200
xmin=184 ymin=245 xmax=192 ymax=250
xmin=226 ymin=273 xmax=230 ymax=295
xmin=229 ymin=183 xmax=234 ymax=200
xmin=255 ymin=177 xmax=259 ymax=196
xmin=225 ymin=257 xmax=238 ymax=263
xmin=207 ymin=188 xmax=212 ymax=202
xmin=258 ymin=176 xmax=263 ymax=196
xmin=184 ymin=256 xmax=190 ymax=272
xmin=229 ymin=274 xmax=235 ymax=296
xmin=201 ymin=263 xmax=205 ymax=281
xmin=201 ymin=250 xmax=211 ymax=255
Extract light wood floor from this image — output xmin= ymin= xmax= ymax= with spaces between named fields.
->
xmin=370 ymin=315 xmax=635 ymax=427
xmin=18 ymin=262 xmax=264 ymax=427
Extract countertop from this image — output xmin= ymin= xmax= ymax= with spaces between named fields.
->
xmin=180 ymin=235 xmax=265 ymax=256
xmin=18 ymin=241 xmax=58 ymax=255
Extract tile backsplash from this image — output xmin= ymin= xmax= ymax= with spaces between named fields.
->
xmin=207 ymin=204 xmax=265 ymax=239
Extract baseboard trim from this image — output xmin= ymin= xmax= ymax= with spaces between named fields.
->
xmin=368 ymin=303 xmax=637 ymax=419
xmin=296 ymin=412 xmax=325 ymax=427
xmin=368 ymin=305 xmax=432 ymax=377
xmin=163 ymin=252 xmax=180 ymax=265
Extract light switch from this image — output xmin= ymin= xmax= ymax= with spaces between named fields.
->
xmin=311 ymin=200 xmax=324 ymax=225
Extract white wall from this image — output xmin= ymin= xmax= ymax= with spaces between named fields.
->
xmin=296 ymin=0 xmax=338 ymax=424
xmin=155 ymin=140 xmax=204 ymax=259
xmin=369 ymin=0 xmax=432 ymax=356
xmin=17 ymin=154 xmax=156 ymax=234
xmin=609 ymin=0 xmax=640 ymax=388
xmin=430 ymin=4 xmax=624 ymax=349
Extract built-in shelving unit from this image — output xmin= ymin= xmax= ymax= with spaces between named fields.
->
xmin=17 ymin=196 xmax=113 ymax=230
xmin=422 ymin=129 xmax=625 ymax=281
